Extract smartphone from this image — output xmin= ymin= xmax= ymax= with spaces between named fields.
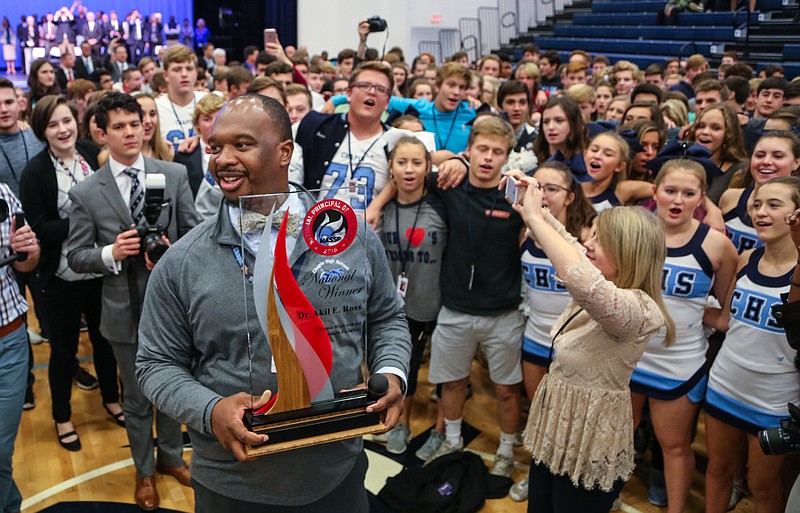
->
xmin=504 ymin=177 xmax=519 ymax=205
xmin=13 ymin=211 xmax=27 ymax=262
xmin=263 ymin=28 xmax=279 ymax=49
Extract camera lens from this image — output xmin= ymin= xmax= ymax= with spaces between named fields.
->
xmin=143 ymin=233 xmax=168 ymax=263
xmin=758 ymin=427 xmax=791 ymax=456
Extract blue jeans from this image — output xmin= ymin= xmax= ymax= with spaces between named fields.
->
xmin=0 ymin=323 xmax=29 ymax=512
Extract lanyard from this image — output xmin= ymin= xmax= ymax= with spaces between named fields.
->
xmin=51 ymin=151 xmax=91 ymax=186
xmin=347 ymin=130 xmax=383 ymax=175
xmin=0 ymin=132 xmax=29 ymax=183
xmin=169 ymin=96 xmax=196 ymax=139
xmin=393 ymin=199 xmax=423 ymax=276
xmin=231 ymin=245 xmax=253 ymax=284
xmin=464 ymin=182 xmax=499 ymax=291
xmin=431 ymin=103 xmax=459 ymax=151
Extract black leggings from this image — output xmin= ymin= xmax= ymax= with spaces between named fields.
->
xmin=41 ymin=277 xmax=119 ymax=422
xmin=406 ymin=317 xmax=435 ymax=397
xmin=527 ymin=461 xmax=625 ymax=513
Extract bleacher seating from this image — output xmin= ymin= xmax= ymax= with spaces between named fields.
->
xmin=535 ymin=37 xmax=713 ymax=55
xmin=506 ymin=0 xmax=800 ymax=79
xmin=591 ymin=1 xmax=665 ymax=12
xmin=785 ymin=44 xmax=800 ymax=60
xmin=554 ymin=25 xmax=736 ymax=41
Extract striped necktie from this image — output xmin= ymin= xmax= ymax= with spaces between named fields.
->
xmin=124 ymin=168 xmax=144 ymax=224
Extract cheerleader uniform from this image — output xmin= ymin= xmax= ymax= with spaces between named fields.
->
xmin=705 ymin=247 xmax=798 ymax=433
xmin=631 ymin=223 xmax=713 ymax=402
xmin=521 ymin=239 xmax=571 ymax=367
xmin=589 ymin=185 xmax=621 ymax=213
xmin=723 ymin=188 xmax=763 ymax=254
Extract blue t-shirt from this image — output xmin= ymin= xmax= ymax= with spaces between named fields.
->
xmin=331 ymin=95 xmax=476 ymax=153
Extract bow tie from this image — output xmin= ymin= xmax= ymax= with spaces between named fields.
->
xmin=238 ymin=210 xmax=301 ymax=238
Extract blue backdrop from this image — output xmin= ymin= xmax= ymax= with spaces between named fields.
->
xmin=2 ymin=0 xmax=193 ymax=26
xmin=3 ymin=0 xmax=193 ymax=64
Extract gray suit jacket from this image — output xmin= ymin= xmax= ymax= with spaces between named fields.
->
xmin=67 ymin=157 xmax=200 ymax=344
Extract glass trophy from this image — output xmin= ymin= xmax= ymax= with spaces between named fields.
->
xmin=237 ymin=186 xmax=387 ymax=458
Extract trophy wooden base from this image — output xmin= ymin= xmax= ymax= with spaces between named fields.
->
xmin=243 ymin=391 xmax=388 ymax=458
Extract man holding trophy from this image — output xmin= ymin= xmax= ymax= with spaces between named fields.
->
xmin=136 ymin=93 xmax=411 ymax=511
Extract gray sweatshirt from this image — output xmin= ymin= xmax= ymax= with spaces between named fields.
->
xmin=0 ymin=129 xmax=44 ymax=196
xmin=136 ymin=195 xmax=411 ymax=506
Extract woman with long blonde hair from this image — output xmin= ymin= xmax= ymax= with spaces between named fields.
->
xmin=507 ymin=170 xmax=674 ymax=511
xmin=134 ymin=92 xmax=174 ymax=161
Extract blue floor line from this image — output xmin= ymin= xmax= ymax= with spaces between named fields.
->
xmin=32 ymin=355 xmax=93 ymax=371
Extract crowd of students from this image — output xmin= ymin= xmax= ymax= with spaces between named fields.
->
xmin=0 ymin=12 xmax=799 ymax=512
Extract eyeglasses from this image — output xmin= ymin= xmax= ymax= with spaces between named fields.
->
xmin=351 ymin=81 xmax=391 ymax=97
xmin=538 ymin=183 xmax=570 ymax=195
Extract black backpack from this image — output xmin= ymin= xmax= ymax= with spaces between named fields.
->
xmin=377 ymin=451 xmax=513 ymax=513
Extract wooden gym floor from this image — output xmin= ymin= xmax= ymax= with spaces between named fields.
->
xmin=16 ymin=313 xmax=756 ymax=512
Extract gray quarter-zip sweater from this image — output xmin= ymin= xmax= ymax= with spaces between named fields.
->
xmin=136 ymin=193 xmax=410 ymax=505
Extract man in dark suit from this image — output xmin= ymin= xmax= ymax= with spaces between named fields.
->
xmin=16 ymin=16 xmax=26 ymax=67
xmin=40 ymin=13 xmax=58 ymax=60
xmin=81 ymin=12 xmax=104 ymax=54
xmin=124 ymin=10 xmax=146 ymax=64
xmin=19 ymin=16 xmax=38 ymax=75
xmin=67 ymin=92 xmax=200 ymax=511
xmin=55 ymin=51 xmax=78 ymax=92
xmin=53 ymin=5 xmax=78 ymax=45
xmin=106 ymin=43 xmax=129 ymax=83
xmin=145 ymin=14 xmax=163 ymax=58
xmin=74 ymin=41 xmax=101 ymax=79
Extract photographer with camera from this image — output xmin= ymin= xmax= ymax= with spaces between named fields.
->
xmin=355 ymin=17 xmax=387 ymax=66
xmin=66 ymin=91 xmax=199 ymax=511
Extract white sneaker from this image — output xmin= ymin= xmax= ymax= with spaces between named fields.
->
xmin=490 ymin=453 xmax=515 ymax=478
xmin=423 ymin=437 xmax=463 ymax=465
xmin=370 ymin=428 xmax=392 ymax=443
xmin=509 ymin=477 xmax=529 ymax=502
xmin=415 ymin=430 xmax=444 ymax=461
xmin=28 ymin=329 xmax=44 ymax=345
xmin=386 ymin=424 xmax=411 ymax=455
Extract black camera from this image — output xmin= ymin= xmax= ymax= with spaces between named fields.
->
xmin=367 ymin=16 xmax=387 ymax=33
xmin=759 ymin=402 xmax=800 ymax=455
xmin=135 ymin=175 xmax=171 ymax=264
xmin=135 ymin=222 xmax=169 ymax=263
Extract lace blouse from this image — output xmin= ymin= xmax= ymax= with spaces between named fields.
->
xmin=522 ymin=215 xmax=666 ymax=492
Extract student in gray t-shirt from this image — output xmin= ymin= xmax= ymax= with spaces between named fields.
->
xmin=379 ymin=136 xmax=448 ymax=455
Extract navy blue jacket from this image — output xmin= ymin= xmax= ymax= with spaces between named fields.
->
xmin=294 ymin=111 xmax=389 ymax=191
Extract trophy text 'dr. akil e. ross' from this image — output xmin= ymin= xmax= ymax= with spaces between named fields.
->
xmin=242 ymin=199 xmax=388 ymax=458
